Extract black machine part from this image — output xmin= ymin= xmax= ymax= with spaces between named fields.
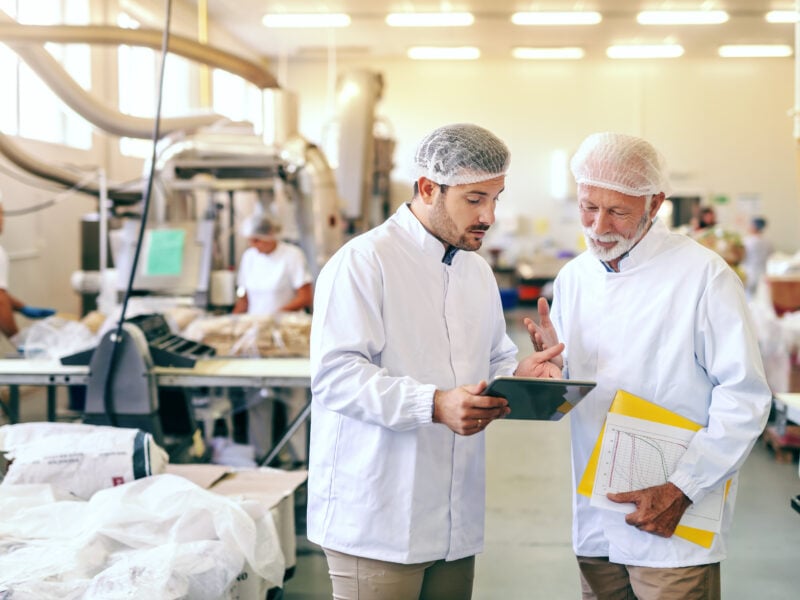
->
xmin=83 ymin=323 xmax=199 ymax=455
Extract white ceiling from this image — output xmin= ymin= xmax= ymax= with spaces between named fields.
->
xmin=201 ymin=1 xmax=797 ymax=61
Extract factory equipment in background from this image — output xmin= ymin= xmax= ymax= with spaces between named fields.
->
xmin=72 ymin=90 xmax=342 ymax=313
xmin=329 ymin=69 xmax=396 ymax=235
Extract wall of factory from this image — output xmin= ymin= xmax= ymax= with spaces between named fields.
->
xmin=281 ymin=56 xmax=798 ymax=257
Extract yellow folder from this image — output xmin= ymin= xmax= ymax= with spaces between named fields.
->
xmin=578 ymin=389 xmax=727 ymax=549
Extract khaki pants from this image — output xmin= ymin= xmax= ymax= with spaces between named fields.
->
xmin=578 ymin=556 xmax=721 ymax=600
xmin=323 ymin=548 xmax=474 ymax=600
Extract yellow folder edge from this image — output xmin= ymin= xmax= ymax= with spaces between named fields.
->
xmin=578 ymin=390 xmax=728 ymax=549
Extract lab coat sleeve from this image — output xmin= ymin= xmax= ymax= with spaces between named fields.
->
xmin=668 ymin=268 xmax=772 ymax=503
xmin=310 ymin=245 xmax=435 ymax=431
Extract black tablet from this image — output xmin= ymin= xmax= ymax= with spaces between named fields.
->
xmin=484 ymin=376 xmax=596 ymax=421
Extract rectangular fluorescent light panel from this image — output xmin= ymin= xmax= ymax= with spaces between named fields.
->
xmin=718 ymin=45 xmax=793 ymax=58
xmin=262 ymin=13 xmax=351 ymax=28
xmin=511 ymin=11 xmax=602 ymax=26
xmin=386 ymin=12 xmax=474 ymax=27
xmin=607 ymin=44 xmax=685 ymax=59
xmin=637 ymin=11 xmax=729 ymax=25
xmin=407 ymin=46 xmax=480 ymax=60
xmin=766 ymin=11 xmax=799 ymax=24
xmin=512 ymin=47 xmax=585 ymax=60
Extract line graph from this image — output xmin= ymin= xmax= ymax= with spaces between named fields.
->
xmin=603 ymin=429 xmax=689 ymax=492
xmin=591 ymin=413 xmax=726 ymax=530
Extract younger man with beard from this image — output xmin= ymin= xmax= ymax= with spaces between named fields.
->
xmin=307 ymin=123 xmax=563 ymax=600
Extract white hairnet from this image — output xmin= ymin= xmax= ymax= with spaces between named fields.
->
xmin=570 ymin=132 xmax=671 ymax=197
xmin=412 ymin=123 xmax=510 ymax=186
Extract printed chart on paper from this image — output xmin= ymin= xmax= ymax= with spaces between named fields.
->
xmin=590 ymin=413 xmax=725 ymax=532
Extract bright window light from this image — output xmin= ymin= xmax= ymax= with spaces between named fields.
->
xmin=512 ymin=47 xmax=585 ymax=60
xmin=407 ymin=46 xmax=480 ymax=60
xmin=718 ymin=45 xmax=793 ymax=58
xmin=606 ymin=44 xmax=685 ymax=59
xmin=765 ymin=11 xmax=799 ymax=24
xmin=636 ymin=11 xmax=729 ymax=25
xmin=386 ymin=12 xmax=474 ymax=27
xmin=262 ymin=13 xmax=351 ymax=28
xmin=511 ymin=11 xmax=602 ymax=26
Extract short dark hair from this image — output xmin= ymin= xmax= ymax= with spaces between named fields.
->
xmin=752 ymin=217 xmax=767 ymax=231
xmin=413 ymin=181 xmax=449 ymax=198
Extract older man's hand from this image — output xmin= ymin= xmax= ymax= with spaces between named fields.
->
xmin=607 ymin=482 xmax=693 ymax=538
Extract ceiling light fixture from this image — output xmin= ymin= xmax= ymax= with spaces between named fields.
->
xmin=262 ymin=13 xmax=351 ymax=28
xmin=512 ymin=47 xmax=585 ymax=60
xmin=407 ymin=46 xmax=480 ymax=60
xmin=718 ymin=44 xmax=793 ymax=58
xmin=636 ymin=11 xmax=729 ymax=25
xmin=606 ymin=44 xmax=685 ymax=59
xmin=386 ymin=12 xmax=474 ymax=27
xmin=765 ymin=11 xmax=799 ymax=24
xmin=511 ymin=11 xmax=602 ymax=26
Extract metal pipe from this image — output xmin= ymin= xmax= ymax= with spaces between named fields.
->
xmin=0 ymin=22 xmax=277 ymax=89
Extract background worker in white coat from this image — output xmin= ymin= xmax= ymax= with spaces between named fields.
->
xmin=532 ymin=132 xmax=771 ymax=599
xmin=232 ymin=214 xmax=313 ymax=464
xmin=307 ymin=123 xmax=564 ymax=600
xmin=741 ymin=216 xmax=773 ymax=300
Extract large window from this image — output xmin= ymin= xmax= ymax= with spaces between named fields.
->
xmin=0 ymin=0 xmax=92 ymax=149
xmin=118 ymin=11 xmax=265 ymax=157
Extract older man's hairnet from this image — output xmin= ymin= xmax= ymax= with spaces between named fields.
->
xmin=570 ymin=132 xmax=671 ymax=197
xmin=413 ymin=123 xmax=510 ymax=186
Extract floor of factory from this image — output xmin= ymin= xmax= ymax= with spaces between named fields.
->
xmin=4 ymin=307 xmax=799 ymax=600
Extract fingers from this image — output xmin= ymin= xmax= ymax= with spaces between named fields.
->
xmin=607 ymin=491 xmax=636 ymax=504
xmin=537 ymin=342 xmax=565 ymax=361
xmin=464 ymin=380 xmax=489 ymax=395
xmin=537 ymin=297 xmax=551 ymax=323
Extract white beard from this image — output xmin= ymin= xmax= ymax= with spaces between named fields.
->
xmin=583 ymin=215 xmax=651 ymax=262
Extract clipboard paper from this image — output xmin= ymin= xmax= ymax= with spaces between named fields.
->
xmin=578 ymin=389 xmax=726 ymax=549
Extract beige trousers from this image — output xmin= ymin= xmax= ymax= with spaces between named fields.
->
xmin=323 ymin=547 xmax=474 ymax=600
xmin=578 ymin=556 xmax=721 ymax=600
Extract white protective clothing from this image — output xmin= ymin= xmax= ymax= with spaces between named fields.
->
xmin=308 ymin=203 xmax=518 ymax=564
xmin=236 ymin=242 xmax=311 ymax=316
xmin=0 ymin=244 xmax=9 ymax=289
xmin=742 ymin=234 xmax=773 ymax=298
xmin=551 ymin=218 xmax=771 ymax=568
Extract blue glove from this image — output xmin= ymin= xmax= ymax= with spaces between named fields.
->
xmin=20 ymin=306 xmax=56 ymax=319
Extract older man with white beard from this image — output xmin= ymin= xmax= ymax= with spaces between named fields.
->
xmin=529 ymin=132 xmax=771 ymax=600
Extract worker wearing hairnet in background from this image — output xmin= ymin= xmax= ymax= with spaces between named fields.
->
xmin=230 ymin=213 xmax=313 ymax=465
xmin=0 ymin=198 xmax=55 ymax=340
xmin=529 ymin=132 xmax=771 ymax=599
xmin=307 ymin=123 xmax=563 ymax=599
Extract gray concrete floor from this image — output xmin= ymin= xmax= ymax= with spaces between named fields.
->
xmin=282 ymin=308 xmax=800 ymax=599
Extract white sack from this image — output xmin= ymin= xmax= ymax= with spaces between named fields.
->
xmin=0 ymin=422 xmax=168 ymax=499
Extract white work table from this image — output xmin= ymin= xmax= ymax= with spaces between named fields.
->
xmin=773 ymin=393 xmax=800 ymax=429
xmin=0 ymin=357 xmax=311 ymax=423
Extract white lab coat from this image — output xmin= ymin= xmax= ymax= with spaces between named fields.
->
xmin=307 ymin=203 xmax=518 ymax=563
xmin=0 ymin=245 xmax=9 ymax=289
xmin=236 ymin=242 xmax=311 ymax=316
xmin=551 ymin=218 xmax=771 ymax=567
